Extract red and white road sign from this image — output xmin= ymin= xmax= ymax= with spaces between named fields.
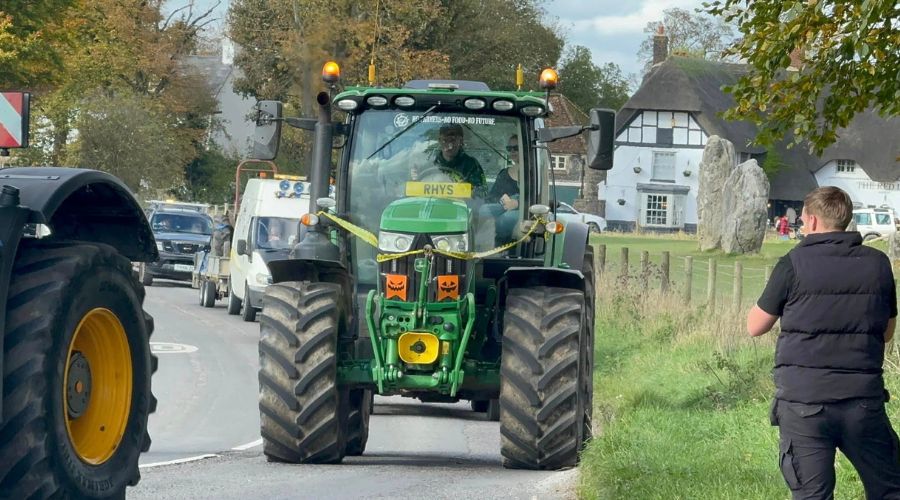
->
xmin=0 ymin=92 xmax=30 ymax=149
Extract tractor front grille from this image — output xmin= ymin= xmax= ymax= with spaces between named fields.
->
xmin=379 ymin=252 xmax=467 ymax=302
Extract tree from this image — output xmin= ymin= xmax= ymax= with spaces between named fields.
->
xmin=558 ymin=45 xmax=630 ymax=112
xmin=0 ymin=0 xmax=75 ymax=88
xmin=66 ymin=92 xmax=193 ymax=195
xmin=705 ymin=0 xmax=899 ymax=153
xmin=428 ymin=0 xmax=565 ymax=91
xmin=637 ymin=7 xmax=734 ymax=70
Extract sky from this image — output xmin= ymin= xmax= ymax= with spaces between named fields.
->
xmin=178 ymin=0 xmax=707 ymax=78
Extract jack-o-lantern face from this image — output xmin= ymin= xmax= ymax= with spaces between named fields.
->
xmin=385 ymin=274 xmax=407 ymax=301
xmin=436 ymin=275 xmax=459 ymax=301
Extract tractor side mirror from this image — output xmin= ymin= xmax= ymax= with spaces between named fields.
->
xmin=587 ymin=108 xmax=615 ymax=171
xmin=236 ymin=239 xmax=248 ymax=256
xmin=250 ymin=100 xmax=283 ymax=160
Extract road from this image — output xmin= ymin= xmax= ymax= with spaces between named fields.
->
xmin=130 ymin=282 xmax=576 ymax=499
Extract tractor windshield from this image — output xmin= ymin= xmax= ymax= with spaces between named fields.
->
xmin=348 ymin=109 xmax=524 ymax=284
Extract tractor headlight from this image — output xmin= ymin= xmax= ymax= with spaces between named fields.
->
xmin=431 ymin=234 xmax=468 ymax=252
xmin=378 ymin=231 xmax=414 ymax=253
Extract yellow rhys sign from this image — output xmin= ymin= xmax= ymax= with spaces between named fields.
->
xmin=405 ymin=182 xmax=472 ymax=199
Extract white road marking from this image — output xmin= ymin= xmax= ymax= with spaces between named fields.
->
xmin=139 ymin=454 xmax=218 ymax=469
xmin=150 ymin=342 xmax=199 ymax=354
xmin=231 ymin=438 xmax=263 ymax=451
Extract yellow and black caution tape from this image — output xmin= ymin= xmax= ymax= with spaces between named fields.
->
xmin=316 ymin=210 xmax=545 ymax=263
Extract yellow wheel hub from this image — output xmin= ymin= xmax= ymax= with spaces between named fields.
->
xmin=64 ymin=308 xmax=133 ymax=465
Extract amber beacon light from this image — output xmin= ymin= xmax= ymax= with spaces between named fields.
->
xmin=322 ymin=61 xmax=341 ymax=85
xmin=539 ymin=68 xmax=559 ymax=90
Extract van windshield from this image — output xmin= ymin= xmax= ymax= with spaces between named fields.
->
xmin=255 ymin=217 xmax=298 ymax=250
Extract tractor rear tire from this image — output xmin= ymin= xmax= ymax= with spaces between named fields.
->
xmin=499 ymin=286 xmax=586 ymax=470
xmin=581 ymin=247 xmax=596 ymax=444
xmin=0 ymin=240 xmax=156 ymax=498
xmin=344 ymin=388 xmax=372 ymax=456
xmin=258 ymin=281 xmax=347 ymax=464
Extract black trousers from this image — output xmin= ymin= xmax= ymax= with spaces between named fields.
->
xmin=773 ymin=398 xmax=900 ymax=499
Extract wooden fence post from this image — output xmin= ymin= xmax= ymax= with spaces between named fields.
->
xmin=598 ymin=244 xmax=607 ymax=274
xmin=733 ymin=262 xmax=743 ymax=311
xmin=684 ymin=256 xmax=693 ymax=305
xmin=707 ymin=259 xmax=717 ymax=308
xmin=620 ymin=247 xmax=629 ymax=278
xmin=661 ymin=251 xmax=670 ymax=292
xmin=640 ymin=251 xmax=649 ymax=288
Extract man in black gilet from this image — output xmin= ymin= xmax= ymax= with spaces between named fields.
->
xmin=748 ymin=186 xmax=900 ymax=499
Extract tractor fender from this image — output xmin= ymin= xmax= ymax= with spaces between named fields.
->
xmin=267 ymin=257 xmax=349 ymax=285
xmin=559 ymin=219 xmax=590 ymax=270
xmin=0 ymin=167 xmax=155 ymax=422
xmin=504 ymin=266 xmax=586 ymax=292
xmin=0 ymin=167 xmax=157 ymax=262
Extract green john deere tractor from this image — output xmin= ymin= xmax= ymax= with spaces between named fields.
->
xmin=253 ymin=64 xmax=615 ymax=469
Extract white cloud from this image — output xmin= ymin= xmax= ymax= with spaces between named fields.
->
xmin=563 ymin=0 xmax=703 ymax=36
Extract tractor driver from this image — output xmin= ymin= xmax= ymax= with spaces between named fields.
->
xmin=411 ymin=123 xmax=487 ymax=197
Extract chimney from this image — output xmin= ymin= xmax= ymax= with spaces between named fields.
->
xmin=653 ymin=24 xmax=668 ymax=65
xmin=787 ymin=46 xmax=803 ymax=71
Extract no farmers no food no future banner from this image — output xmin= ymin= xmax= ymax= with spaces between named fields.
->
xmin=0 ymin=92 xmax=30 ymax=149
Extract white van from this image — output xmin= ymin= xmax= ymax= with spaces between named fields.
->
xmin=228 ymin=177 xmax=310 ymax=321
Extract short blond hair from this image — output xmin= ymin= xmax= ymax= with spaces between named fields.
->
xmin=803 ymin=186 xmax=853 ymax=230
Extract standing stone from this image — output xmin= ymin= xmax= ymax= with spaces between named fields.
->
xmin=697 ymin=136 xmax=736 ymax=251
xmin=889 ymin=232 xmax=900 ymax=263
xmin=721 ymin=159 xmax=770 ymax=254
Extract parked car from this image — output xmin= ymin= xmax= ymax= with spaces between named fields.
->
xmin=138 ymin=208 xmax=214 ymax=285
xmin=852 ymin=207 xmax=897 ymax=241
xmin=555 ymin=201 xmax=607 ymax=232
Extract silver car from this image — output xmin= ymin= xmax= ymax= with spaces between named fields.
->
xmin=555 ymin=202 xmax=607 ymax=233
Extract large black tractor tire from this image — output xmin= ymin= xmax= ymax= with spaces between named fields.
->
xmin=138 ymin=262 xmax=153 ymax=286
xmin=241 ymin=283 xmax=257 ymax=322
xmin=226 ymin=285 xmax=241 ymax=315
xmin=581 ymin=247 xmax=596 ymax=444
xmin=499 ymin=286 xmax=587 ymax=470
xmin=344 ymin=388 xmax=372 ymax=456
xmin=258 ymin=281 xmax=347 ymax=464
xmin=0 ymin=240 xmax=157 ymax=499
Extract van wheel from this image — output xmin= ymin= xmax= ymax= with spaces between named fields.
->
xmin=241 ymin=283 xmax=257 ymax=322
xmin=227 ymin=286 xmax=241 ymax=315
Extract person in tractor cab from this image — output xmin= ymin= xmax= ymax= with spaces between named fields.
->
xmin=412 ymin=123 xmax=486 ymax=197
xmin=479 ymin=134 xmax=521 ymax=245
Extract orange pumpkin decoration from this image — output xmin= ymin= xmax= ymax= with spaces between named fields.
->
xmin=385 ymin=274 xmax=407 ymax=301
xmin=436 ymin=275 xmax=459 ymax=301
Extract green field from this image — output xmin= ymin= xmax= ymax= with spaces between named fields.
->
xmin=578 ymin=233 xmax=899 ymax=500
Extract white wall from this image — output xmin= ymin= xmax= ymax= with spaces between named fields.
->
xmin=815 ymin=161 xmax=900 ymax=212
xmin=601 ymin=144 xmax=704 ymax=226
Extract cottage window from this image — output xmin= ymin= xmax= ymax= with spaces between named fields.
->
xmin=644 ymin=194 xmax=669 ymax=225
xmin=651 ymin=151 xmax=676 ymax=182
xmin=618 ymin=110 xmax=706 ymax=146
xmin=551 ymin=155 xmax=568 ymax=171
xmin=836 ymin=160 xmax=856 ymax=173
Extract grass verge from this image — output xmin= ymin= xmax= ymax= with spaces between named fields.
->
xmin=577 ymin=270 xmax=900 ymax=500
